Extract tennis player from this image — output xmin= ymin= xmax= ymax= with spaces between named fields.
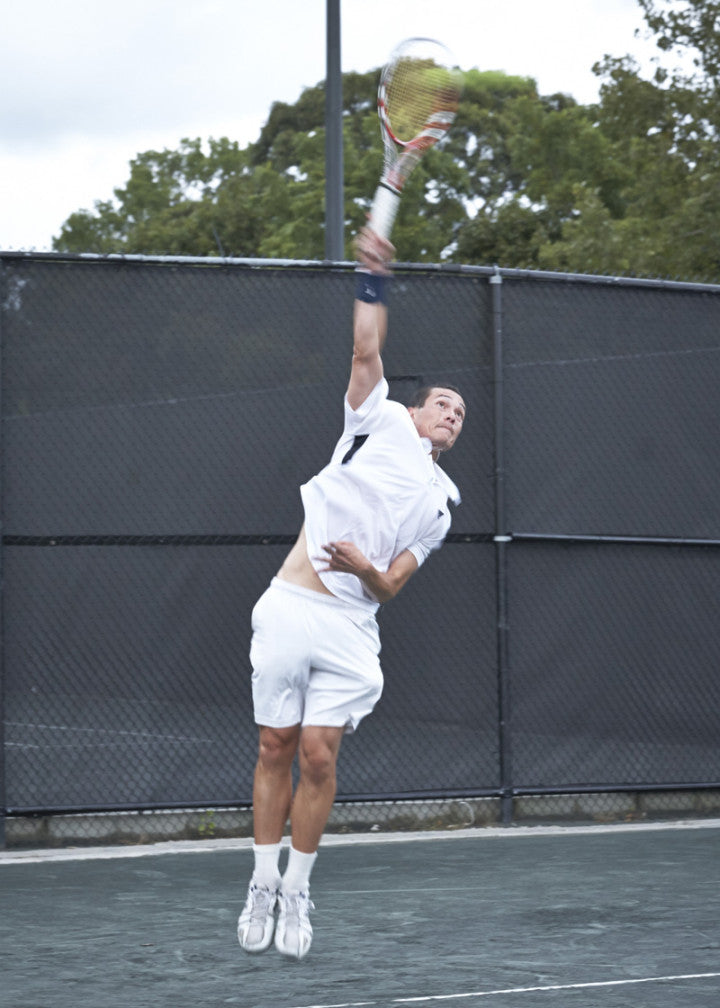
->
xmin=237 ymin=225 xmax=465 ymax=959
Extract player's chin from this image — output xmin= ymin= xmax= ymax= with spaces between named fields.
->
xmin=434 ymin=432 xmax=458 ymax=452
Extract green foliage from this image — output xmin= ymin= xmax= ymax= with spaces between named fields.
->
xmin=53 ymin=12 xmax=720 ymax=282
xmin=638 ymin=0 xmax=720 ymax=83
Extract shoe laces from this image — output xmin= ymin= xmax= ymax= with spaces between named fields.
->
xmin=282 ymin=889 xmax=315 ymax=920
xmin=248 ymin=883 xmax=276 ymax=922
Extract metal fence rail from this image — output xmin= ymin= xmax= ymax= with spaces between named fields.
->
xmin=1 ymin=252 xmax=719 ymax=845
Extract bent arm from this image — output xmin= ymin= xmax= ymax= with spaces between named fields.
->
xmin=317 ymin=541 xmax=419 ymax=604
xmin=359 ymin=547 xmax=419 ymax=603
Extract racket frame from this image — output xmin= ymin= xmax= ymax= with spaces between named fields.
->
xmin=370 ymin=37 xmax=460 ymax=239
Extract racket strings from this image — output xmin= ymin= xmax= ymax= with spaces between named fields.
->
xmin=385 ymin=58 xmax=456 ymax=144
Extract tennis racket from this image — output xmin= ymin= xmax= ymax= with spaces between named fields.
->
xmin=369 ymin=37 xmax=461 ymax=240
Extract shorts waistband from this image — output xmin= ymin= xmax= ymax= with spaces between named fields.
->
xmin=270 ymin=576 xmax=369 ymax=615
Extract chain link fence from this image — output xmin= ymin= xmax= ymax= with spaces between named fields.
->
xmin=1 ymin=253 xmax=719 ymax=847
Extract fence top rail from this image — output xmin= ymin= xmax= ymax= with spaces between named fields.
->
xmin=2 ymin=249 xmax=720 ymax=294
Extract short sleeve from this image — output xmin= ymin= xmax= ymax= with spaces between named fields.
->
xmin=406 ymin=526 xmax=450 ymax=569
xmin=343 ymin=378 xmax=389 ymax=431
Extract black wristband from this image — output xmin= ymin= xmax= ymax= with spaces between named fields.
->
xmin=355 ymin=270 xmax=387 ymax=305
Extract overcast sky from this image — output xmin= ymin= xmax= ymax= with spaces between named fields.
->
xmin=1 ymin=0 xmax=661 ymax=251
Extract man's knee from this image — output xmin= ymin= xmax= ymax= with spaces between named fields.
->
xmin=257 ymin=724 xmax=300 ymax=772
xmin=298 ymin=727 xmax=343 ymax=784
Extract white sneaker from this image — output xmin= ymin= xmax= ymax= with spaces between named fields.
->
xmin=274 ymin=889 xmax=315 ymax=959
xmin=237 ymin=882 xmax=278 ymax=953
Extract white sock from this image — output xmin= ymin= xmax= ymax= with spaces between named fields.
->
xmin=282 ymin=845 xmax=318 ymax=893
xmin=252 ymin=842 xmax=282 ymax=888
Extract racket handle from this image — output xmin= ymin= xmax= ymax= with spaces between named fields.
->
xmin=369 ymin=183 xmax=400 ymax=241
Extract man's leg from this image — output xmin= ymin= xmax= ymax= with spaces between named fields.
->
xmin=290 ymin=725 xmax=344 ymax=853
xmin=253 ymin=724 xmax=301 ymax=844
xmin=275 ymin=725 xmax=344 ymax=960
xmin=238 ymin=724 xmax=300 ymax=954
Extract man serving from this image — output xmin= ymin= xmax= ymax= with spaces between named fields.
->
xmin=238 ymin=226 xmax=465 ymax=959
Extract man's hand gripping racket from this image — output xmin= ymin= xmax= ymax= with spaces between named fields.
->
xmin=369 ymin=37 xmax=461 ymax=241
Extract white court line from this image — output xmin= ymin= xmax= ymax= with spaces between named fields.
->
xmin=2 ymin=818 xmax=719 ymax=865
xmin=295 ymin=972 xmax=720 ymax=1008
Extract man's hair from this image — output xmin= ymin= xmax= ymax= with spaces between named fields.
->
xmin=409 ymin=384 xmax=464 ymax=409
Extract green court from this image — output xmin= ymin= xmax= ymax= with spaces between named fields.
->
xmin=2 ymin=821 xmax=719 ymax=1007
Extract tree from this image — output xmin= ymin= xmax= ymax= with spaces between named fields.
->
xmin=55 ymin=68 xmax=594 ymax=266
xmin=55 ymin=73 xmax=382 ymax=260
xmin=537 ymin=0 xmax=720 ymax=280
xmin=637 ymin=0 xmax=720 ymax=83
xmin=53 ymin=11 xmax=720 ymax=283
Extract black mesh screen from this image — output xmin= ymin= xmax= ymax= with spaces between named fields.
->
xmin=2 ymin=255 xmax=719 ymax=824
xmin=503 ymin=279 xmax=720 ymax=537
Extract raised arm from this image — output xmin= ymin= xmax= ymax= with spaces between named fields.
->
xmin=347 ymin=227 xmax=394 ymax=411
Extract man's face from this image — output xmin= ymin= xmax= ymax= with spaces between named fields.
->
xmin=408 ymin=388 xmax=466 ymax=454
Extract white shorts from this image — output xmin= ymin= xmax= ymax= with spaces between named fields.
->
xmin=249 ymin=578 xmax=383 ymax=734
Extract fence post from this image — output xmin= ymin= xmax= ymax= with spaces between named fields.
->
xmin=490 ymin=267 xmax=513 ymax=825
xmin=0 ymin=259 xmax=6 ymax=848
xmin=324 ymin=0 xmax=344 ymax=261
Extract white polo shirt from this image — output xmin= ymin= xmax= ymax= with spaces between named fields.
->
xmin=301 ymin=378 xmax=461 ymax=613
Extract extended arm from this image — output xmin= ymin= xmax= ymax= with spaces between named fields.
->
xmin=347 ymin=227 xmax=394 ymax=411
xmin=324 ymin=229 xmax=418 ymax=603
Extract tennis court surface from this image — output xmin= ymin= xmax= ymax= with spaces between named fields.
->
xmin=2 ymin=820 xmax=719 ymax=1008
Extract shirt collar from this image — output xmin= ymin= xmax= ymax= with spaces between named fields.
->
xmin=434 ymin=463 xmax=462 ymax=506
xmin=418 ymin=436 xmax=461 ymax=506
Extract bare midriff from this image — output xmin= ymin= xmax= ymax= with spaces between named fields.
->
xmin=276 ymin=525 xmax=334 ymax=595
